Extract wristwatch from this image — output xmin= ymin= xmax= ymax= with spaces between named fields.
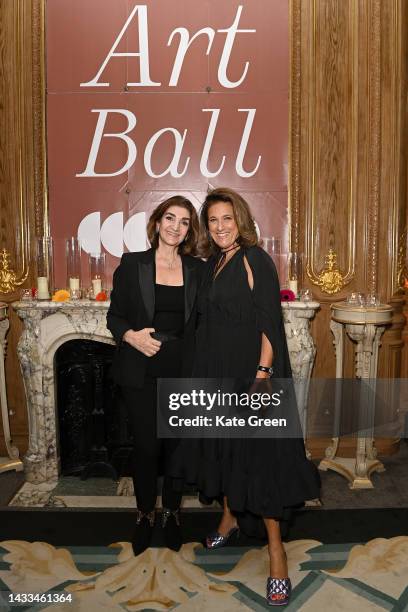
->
xmin=257 ymin=365 xmax=273 ymax=376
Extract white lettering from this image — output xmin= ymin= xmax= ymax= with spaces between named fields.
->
xmin=76 ymin=110 xmax=137 ymax=177
xmin=168 ymin=27 xmax=215 ymax=87
xmin=80 ymin=5 xmax=160 ymax=87
xmin=236 ymin=109 xmax=261 ymax=177
xmin=217 ymin=6 xmax=256 ymax=88
xmin=200 ymin=109 xmax=226 ymax=178
xmin=144 ymin=128 xmax=190 ymax=178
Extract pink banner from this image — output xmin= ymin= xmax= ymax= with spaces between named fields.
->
xmin=46 ymin=0 xmax=289 ymax=286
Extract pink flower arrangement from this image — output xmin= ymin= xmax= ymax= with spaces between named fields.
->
xmin=280 ymin=289 xmax=296 ymax=302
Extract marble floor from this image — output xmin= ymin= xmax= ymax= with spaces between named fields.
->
xmin=1 ymin=444 xmax=407 ymax=610
xmin=1 ymin=537 xmax=408 ymax=610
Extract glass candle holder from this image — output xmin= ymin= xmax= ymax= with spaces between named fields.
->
xmin=299 ymin=288 xmax=313 ymax=302
xmin=36 ymin=237 xmax=54 ymax=300
xmin=262 ymin=237 xmax=283 ymax=282
xmin=365 ymin=293 xmax=380 ymax=307
xmin=347 ymin=292 xmax=365 ymax=306
xmin=287 ymin=252 xmax=303 ymax=296
xmin=66 ymin=237 xmax=81 ymax=294
xmin=89 ymin=252 xmax=105 ymax=298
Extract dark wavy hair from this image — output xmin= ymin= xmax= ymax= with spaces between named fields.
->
xmin=198 ymin=187 xmax=259 ymax=257
xmin=146 ymin=195 xmax=199 ymax=255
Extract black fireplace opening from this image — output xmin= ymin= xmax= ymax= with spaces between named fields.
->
xmin=55 ymin=339 xmax=133 ymax=479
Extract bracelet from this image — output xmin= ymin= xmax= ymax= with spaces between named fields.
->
xmin=257 ymin=365 xmax=273 ymax=376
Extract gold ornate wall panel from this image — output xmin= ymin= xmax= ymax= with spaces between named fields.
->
xmin=306 ymin=0 xmax=357 ymax=295
xmin=0 ymin=0 xmax=47 ymax=452
xmin=290 ymin=0 xmax=408 ymax=380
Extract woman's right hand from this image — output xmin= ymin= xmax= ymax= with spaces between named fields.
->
xmin=123 ymin=328 xmax=162 ymax=357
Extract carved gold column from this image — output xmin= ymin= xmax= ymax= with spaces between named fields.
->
xmin=0 ymin=0 xmax=47 ymax=454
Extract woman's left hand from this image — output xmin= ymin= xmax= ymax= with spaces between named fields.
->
xmin=255 ymin=370 xmax=271 ymax=379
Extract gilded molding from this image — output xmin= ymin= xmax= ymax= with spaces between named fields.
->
xmin=288 ymin=0 xmax=301 ymax=254
xmin=308 ymin=249 xmax=348 ymax=296
xmin=389 ymin=0 xmax=403 ymax=298
xmin=366 ymin=0 xmax=382 ymax=294
xmin=0 ymin=249 xmax=27 ymax=294
xmin=32 ymin=0 xmax=48 ymax=238
xmin=0 ymin=0 xmax=47 ymax=296
xmin=397 ymin=228 xmax=407 ymax=288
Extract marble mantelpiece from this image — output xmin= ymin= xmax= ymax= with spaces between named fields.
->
xmin=13 ymin=298 xmax=320 ymax=487
xmin=13 ymin=300 xmax=113 ymax=485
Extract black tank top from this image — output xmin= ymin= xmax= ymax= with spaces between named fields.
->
xmin=147 ymin=284 xmax=185 ymax=378
xmin=152 ymin=284 xmax=184 ymax=336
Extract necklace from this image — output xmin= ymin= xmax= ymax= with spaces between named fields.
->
xmin=158 ymin=253 xmax=178 ymax=269
xmin=213 ymin=243 xmax=240 ymax=278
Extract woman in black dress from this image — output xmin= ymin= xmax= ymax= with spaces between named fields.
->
xmin=192 ymin=187 xmax=320 ymax=606
xmin=107 ymin=195 xmax=204 ymax=556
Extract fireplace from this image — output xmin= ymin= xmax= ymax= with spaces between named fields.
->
xmin=13 ymin=298 xmax=320 ymax=486
xmin=14 ymin=301 xmax=115 ymax=484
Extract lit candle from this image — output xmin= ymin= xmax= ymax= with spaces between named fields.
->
xmin=288 ymin=279 xmax=298 ymax=296
xmin=37 ymin=276 xmax=49 ymax=300
xmin=69 ymin=277 xmax=80 ymax=291
xmin=92 ymin=278 xmax=102 ymax=297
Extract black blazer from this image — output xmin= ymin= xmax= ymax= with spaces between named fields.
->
xmin=107 ymin=248 xmax=205 ymax=388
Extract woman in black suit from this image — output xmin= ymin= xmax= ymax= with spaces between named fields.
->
xmin=107 ymin=195 xmax=204 ymax=555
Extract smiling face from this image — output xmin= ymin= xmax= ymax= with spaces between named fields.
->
xmin=207 ymin=201 xmax=239 ymax=250
xmin=156 ymin=205 xmax=191 ymax=247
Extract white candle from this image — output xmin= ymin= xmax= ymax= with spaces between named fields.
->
xmin=69 ymin=277 xmax=80 ymax=291
xmin=37 ymin=276 xmax=49 ymax=300
xmin=288 ymin=279 xmax=298 ymax=296
xmin=92 ymin=278 xmax=102 ymax=296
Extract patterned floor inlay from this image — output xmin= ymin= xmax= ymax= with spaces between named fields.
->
xmin=0 ymin=537 xmax=407 ymax=610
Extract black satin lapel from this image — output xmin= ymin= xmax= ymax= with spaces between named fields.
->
xmin=138 ymin=260 xmax=155 ymax=324
xmin=183 ymin=260 xmax=196 ymax=323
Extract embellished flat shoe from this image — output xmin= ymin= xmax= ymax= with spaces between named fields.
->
xmin=131 ymin=509 xmax=155 ymax=556
xmin=266 ymin=577 xmax=292 ymax=606
xmin=206 ymin=525 xmax=239 ymax=549
xmin=161 ymin=508 xmax=182 ymax=551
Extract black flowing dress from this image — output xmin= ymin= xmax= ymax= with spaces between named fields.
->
xmin=190 ymin=246 xmax=320 ymax=537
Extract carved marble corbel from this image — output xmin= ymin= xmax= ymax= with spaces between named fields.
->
xmin=0 ymin=303 xmax=23 ymax=473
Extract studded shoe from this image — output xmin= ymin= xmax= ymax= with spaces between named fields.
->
xmin=206 ymin=525 xmax=240 ymax=549
xmin=161 ymin=508 xmax=182 ymax=551
xmin=131 ymin=509 xmax=155 ymax=556
xmin=266 ymin=577 xmax=292 ymax=606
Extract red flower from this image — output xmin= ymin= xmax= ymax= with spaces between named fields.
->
xmin=280 ymin=289 xmax=296 ymax=302
xmin=95 ymin=291 xmax=108 ymax=301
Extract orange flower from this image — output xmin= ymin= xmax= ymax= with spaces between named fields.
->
xmin=52 ymin=289 xmax=70 ymax=302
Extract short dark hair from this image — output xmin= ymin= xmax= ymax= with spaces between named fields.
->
xmin=146 ymin=195 xmax=199 ymax=255
xmin=199 ymin=187 xmax=259 ymax=257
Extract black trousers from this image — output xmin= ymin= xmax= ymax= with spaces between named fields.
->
xmin=121 ymin=379 xmax=182 ymax=513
